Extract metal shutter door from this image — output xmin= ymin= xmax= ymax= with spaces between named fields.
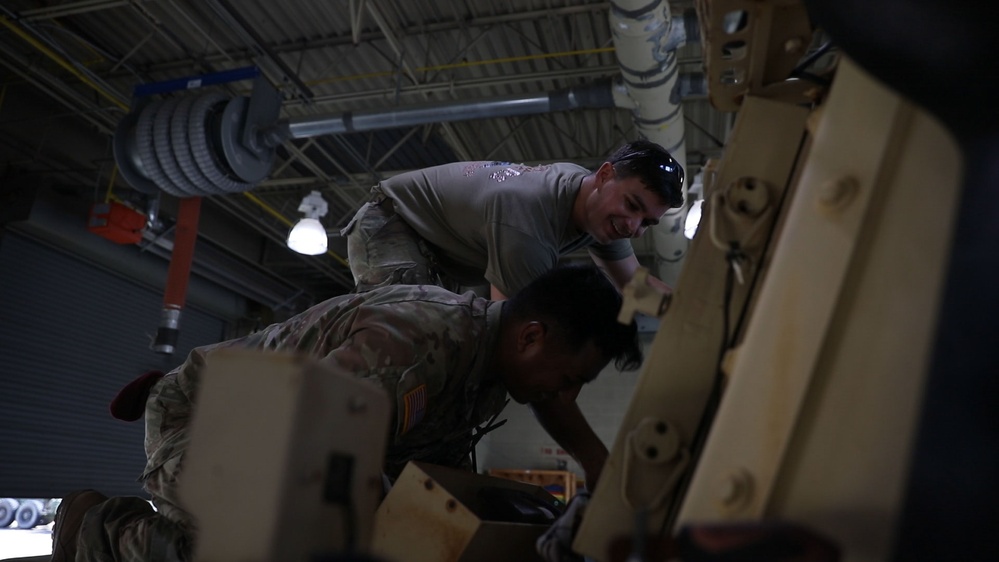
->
xmin=0 ymin=233 xmax=227 ymax=498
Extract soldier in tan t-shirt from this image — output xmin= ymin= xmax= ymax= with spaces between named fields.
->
xmin=342 ymin=139 xmax=684 ymax=300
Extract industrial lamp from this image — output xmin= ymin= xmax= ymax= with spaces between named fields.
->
xmin=287 ymin=190 xmax=329 ymax=255
xmin=684 ymin=171 xmax=705 ymax=240
xmin=684 ymin=199 xmax=703 ymax=240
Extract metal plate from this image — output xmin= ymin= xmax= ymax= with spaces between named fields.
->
xmin=217 ymin=96 xmax=275 ymax=184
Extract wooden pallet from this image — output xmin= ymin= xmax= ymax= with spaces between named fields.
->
xmin=487 ymin=469 xmax=577 ymax=504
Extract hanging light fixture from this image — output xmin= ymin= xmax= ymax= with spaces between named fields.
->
xmin=684 ymin=199 xmax=703 ymax=240
xmin=684 ymin=171 xmax=705 ymax=240
xmin=287 ymin=190 xmax=329 ymax=255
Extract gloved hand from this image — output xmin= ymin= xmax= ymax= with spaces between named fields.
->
xmin=536 ymin=490 xmax=590 ymax=562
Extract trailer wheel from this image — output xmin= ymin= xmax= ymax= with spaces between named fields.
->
xmin=15 ymin=500 xmax=42 ymax=529
xmin=0 ymin=498 xmax=17 ymax=528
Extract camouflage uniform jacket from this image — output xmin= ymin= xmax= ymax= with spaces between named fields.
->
xmin=143 ymin=284 xmax=509 ymax=485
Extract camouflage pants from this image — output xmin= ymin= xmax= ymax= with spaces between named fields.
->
xmin=76 ymin=376 xmax=195 ymax=561
xmin=341 ymin=190 xmax=459 ymax=293
xmin=75 ymin=493 xmax=191 ymax=562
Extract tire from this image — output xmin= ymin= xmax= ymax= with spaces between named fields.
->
xmin=14 ymin=500 xmax=42 ymax=529
xmin=38 ymin=498 xmax=58 ymax=526
xmin=0 ymin=498 xmax=17 ymax=528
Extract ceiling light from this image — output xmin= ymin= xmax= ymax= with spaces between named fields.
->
xmin=684 ymin=199 xmax=703 ymax=240
xmin=287 ymin=191 xmax=329 ymax=255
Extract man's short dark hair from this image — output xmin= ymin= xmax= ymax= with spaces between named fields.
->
xmin=608 ymin=139 xmax=685 ymax=209
xmin=504 ymin=265 xmax=643 ymax=372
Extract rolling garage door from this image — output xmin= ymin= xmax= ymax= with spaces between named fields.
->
xmin=0 ymin=233 xmax=227 ymax=498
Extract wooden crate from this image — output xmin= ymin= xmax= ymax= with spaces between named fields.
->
xmin=487 ymin=469 xmax=577 ymax=503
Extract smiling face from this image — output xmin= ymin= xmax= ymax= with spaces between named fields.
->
xmin=499 ymin=322 xmax=608 ymax=404
xmin=577 ymin=162 xmax=672 ymax=244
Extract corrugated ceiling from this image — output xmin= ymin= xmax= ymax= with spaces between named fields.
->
xmin=0 ymin=0 xmax=730 ymax=309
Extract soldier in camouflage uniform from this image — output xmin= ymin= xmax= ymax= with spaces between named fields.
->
xmin=53 ymin=265 xmax=641 ymax=562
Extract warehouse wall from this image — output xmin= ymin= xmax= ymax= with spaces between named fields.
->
xmin=477 ymin=336 xmax=653 ymax=488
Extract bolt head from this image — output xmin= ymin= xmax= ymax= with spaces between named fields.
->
xmin=717 ymin=468 xmax=754 ymax=513
xmin=818 ymin=176 xmax=859 ymax=210
xmin=784 ymin=37 xmax=803 ymax=54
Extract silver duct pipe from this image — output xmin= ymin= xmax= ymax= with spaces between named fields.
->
xmin=261 ymin=80 xmax=618 ymax=145
xmin=610 ymin=2 xmax=697 ymax=286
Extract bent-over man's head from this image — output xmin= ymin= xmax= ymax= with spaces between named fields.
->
xmin=496 ymin=265 xmax=643 ymax=403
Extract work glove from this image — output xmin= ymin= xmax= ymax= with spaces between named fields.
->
xmin=536 ymin=490 xmax=590 ymax=562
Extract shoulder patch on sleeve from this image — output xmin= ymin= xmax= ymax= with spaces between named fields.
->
xmin=400 ymin=384 xmax=428 ymax=435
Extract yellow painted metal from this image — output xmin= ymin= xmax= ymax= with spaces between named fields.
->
xmin=181 ymin=349 xmax=391 ymax=562
xmin=675 ymin=58 xmax=961 ymax=561
xmin=0 ymin=15 xmax=129 ymax=111
xmin=575 ymin=95 xmax=809 ymax=561
xmin=371 ymin=462 xmax=483 ymax=562
xmin=695 ymin=0 xmax=814 ymax=111
xmin=618 ymin=267 xmax=672 ymax=323
xmin=371 ymin=462 xmax=551 ymax=562
xmin=307 ymin=47 xmax=618 ymax=87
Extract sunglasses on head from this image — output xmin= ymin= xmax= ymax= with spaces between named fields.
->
xmin=611 ymin=148 xmax=685 ymax=208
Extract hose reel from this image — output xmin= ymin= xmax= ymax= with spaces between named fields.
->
xmin=113 ymin=70 xmax=283 ymax=198
xmin=111 ymin=68 xmax=288 ymax=354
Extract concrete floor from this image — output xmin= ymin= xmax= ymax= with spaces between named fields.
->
xmin=0 ymin=525 xmax=52 ymax=560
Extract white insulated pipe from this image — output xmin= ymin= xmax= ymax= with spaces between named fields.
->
xmin=610 ymin=0 xmax=692 ymax=286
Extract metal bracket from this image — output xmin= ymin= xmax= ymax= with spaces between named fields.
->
xmin=618 ymin=266 xmax=671 ymax=324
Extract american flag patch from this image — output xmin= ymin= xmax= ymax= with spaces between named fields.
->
xmin=400 ymin=384 xmax=427 ymax=435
